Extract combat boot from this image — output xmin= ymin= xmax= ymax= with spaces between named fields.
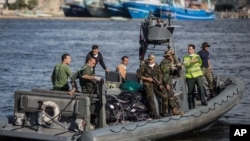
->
xmin=208 ymin=89 xmax=215 ymax=100
xmin=172 ymin=107 xmax=184 ymax=115
xmin=161 ymin=112 xmax=172 ymax=117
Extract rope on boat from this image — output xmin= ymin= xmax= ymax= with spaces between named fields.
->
xmin=109 ymin=89 xmax=240 ymax=133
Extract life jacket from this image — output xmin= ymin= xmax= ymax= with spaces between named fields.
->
xmin=183 ymin=54 xmax=203 ymax=78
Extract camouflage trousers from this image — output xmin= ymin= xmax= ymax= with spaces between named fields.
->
xmin=202 ymin=68 xmax=214 ymax=90
xmin=144 ymin=84 xmax=168 ymax=116
xmin=169 ymin=95 xmax=180 ymax=109
xmin=144 ymin=84 xmax=178 ymax=116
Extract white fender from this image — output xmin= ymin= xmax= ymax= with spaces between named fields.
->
xmin=42 ymin=101 xmax=60 ymax=123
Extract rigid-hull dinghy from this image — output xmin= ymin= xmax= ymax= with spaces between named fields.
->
xmin=0 ymin=15 xmax=245 ymax=141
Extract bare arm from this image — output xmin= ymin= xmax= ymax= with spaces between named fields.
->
xmin=117 ymin=65 xmax=126 ymax=80
xmin=68 ymin=81 xmax=78 ymax=95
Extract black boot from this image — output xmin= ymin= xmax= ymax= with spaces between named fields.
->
xmin=188 ymin=96 xmax=194 ymax=109
xmin=192 ymin=95 xmax=195 ymax=108
xmin=161 ymin=112 xmax=172 ymax=117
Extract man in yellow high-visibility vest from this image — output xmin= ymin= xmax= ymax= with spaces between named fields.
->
xmin=183 ymin=44 xmax=208 ymax=109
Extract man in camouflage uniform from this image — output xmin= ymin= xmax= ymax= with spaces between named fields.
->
xmin=71 ymin=57 xmax=103 ymax=126
xmin=197 ymin=42 xmax=215 ymax=100
xmin=137 ymin=54 xmax=170 ymax=118
xmin=71 ymin=57 xmax=102 ymax=94
xmin=160 ymin=50 xmax=183 ymax=115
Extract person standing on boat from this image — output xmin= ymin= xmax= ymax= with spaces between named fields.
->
xmin=160 ymin=50 xmax=183 ymax=115
xmin=85 ymin=45 xmax=109 ymax=74
xmin=183 ymin=44 xmax=207 ymax=109
xmin=116 ymin=56 xmax=129 ymax=82
xmin=155 ymin=18 xmax=164 ymax=27
xmin=137 ymin=54 xmax=169 ymax=118
xmin=197 ymin=42 xmax=215 ymax=100
xmin=51 ymin=53 xmax=77 ymax=95
xmin=71 ymin=57 xmax=102 ymax=94
xmin=161 ymin=49 xmax=182 ymax=77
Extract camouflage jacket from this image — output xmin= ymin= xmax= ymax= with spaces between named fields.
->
xmin=160 ymin=58 xmax=173 ymax=85
xmin=71 ymin=64 xmax=95 ymax=86
xmin=137 ymin=61 xmax=162 ymax=86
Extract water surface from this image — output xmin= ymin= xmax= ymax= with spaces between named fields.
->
xmin=0 ymin=18 xmax=249 ymax=141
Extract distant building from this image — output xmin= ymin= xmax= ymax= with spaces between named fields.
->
xmin=0 ymin=0 xmax=65 ymax=12
xmin=213 ymin=0 xmax=250 ymax=11
xmin=36 ymin=0 xmax=64 ymax=12
xmin=0 ymin=0 xmax=16 ymax=9
xmin=214 ymin=0 xmax=249 ymax=7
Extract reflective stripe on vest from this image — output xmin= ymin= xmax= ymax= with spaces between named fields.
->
xmin=184 ymin=54 xmax=203 ymax=78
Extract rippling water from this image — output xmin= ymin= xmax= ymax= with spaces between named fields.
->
xmin=0 ymin=18 xmax=249 ymax=140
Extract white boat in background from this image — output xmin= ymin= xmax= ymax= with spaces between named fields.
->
xmin=85 ymin=0 xmax=110 ymax=17
xmin=36 ymin=11 xmax=52 ymax=17
xmin=110 ymin=16 xmax=130 ymax=21
xmin=15 ymin=11 xmax=52 ymax=18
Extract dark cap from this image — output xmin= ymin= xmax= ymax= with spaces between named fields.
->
xmin=201 ymin=42 xmax=211 ymax=48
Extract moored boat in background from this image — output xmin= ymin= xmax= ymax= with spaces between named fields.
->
xmin=103 ymin=0 xmax=131 ymax=18
xmin=123 ymin=0 xmax=163 ymax=19
xmin=171 ymin=0 xmax=215 ymax=20
xmin=173 ymin=7 xmax=215 ymax=20
xmin=85 ymin=0 xmax=110 ymax=17
xmin=60 ymin=1 xmax=92 ymax=17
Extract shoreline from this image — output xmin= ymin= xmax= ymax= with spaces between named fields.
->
xmin=0 ymin=9 xmax=116 ymax=21
xmin=1 ymin=12 xmax=249 ymax=21
xmin=0 ymin=15 xmax=114 ymax=21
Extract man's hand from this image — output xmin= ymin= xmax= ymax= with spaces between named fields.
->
xmin=176 ymin=63 xmax=182 ymax=68
xmin=190 ymin=58 xmax=199 ymax=63
xmin=165 ymin=84 xmax=171 ymax=90
xmin=105 ymin=69 xmax=110 ymax=73
xmin=147 ymin=77 xmax=154 ymax=82
xmin=159 ymin=84 xmax=164 ymax=89
xmin=94 ymin=76 xmax=102 ymax=81
xmin=68 ymin=88 xmax=75 ymax=96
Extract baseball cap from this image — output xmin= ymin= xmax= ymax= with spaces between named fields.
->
xmin=148 ymin=54 xmax=155 ymax=60
xmin=163 ymin=49 xmax=174 ymax=57
xmin=201 ymin=42 xmax=211 ymax=48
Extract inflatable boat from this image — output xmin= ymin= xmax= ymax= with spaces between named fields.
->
xmin=0 ymin=14 xmax=245 ymax=141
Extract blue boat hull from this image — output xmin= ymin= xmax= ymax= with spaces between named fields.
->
xmin=104 ymin=3 xmax=131 ymax=18
xmin=123 ymin=1 xmax=215 ymax=20
xmin=173 ymin=7 xmax=215 ymax=20
xmin=123 ymin=1 xmax=159 ymax=19
xmin=155 ymin=5 xmax=173 ymax=19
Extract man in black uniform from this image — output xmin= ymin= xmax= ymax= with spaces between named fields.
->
xmin=85 ymin=45 xmax=109 ymax=73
